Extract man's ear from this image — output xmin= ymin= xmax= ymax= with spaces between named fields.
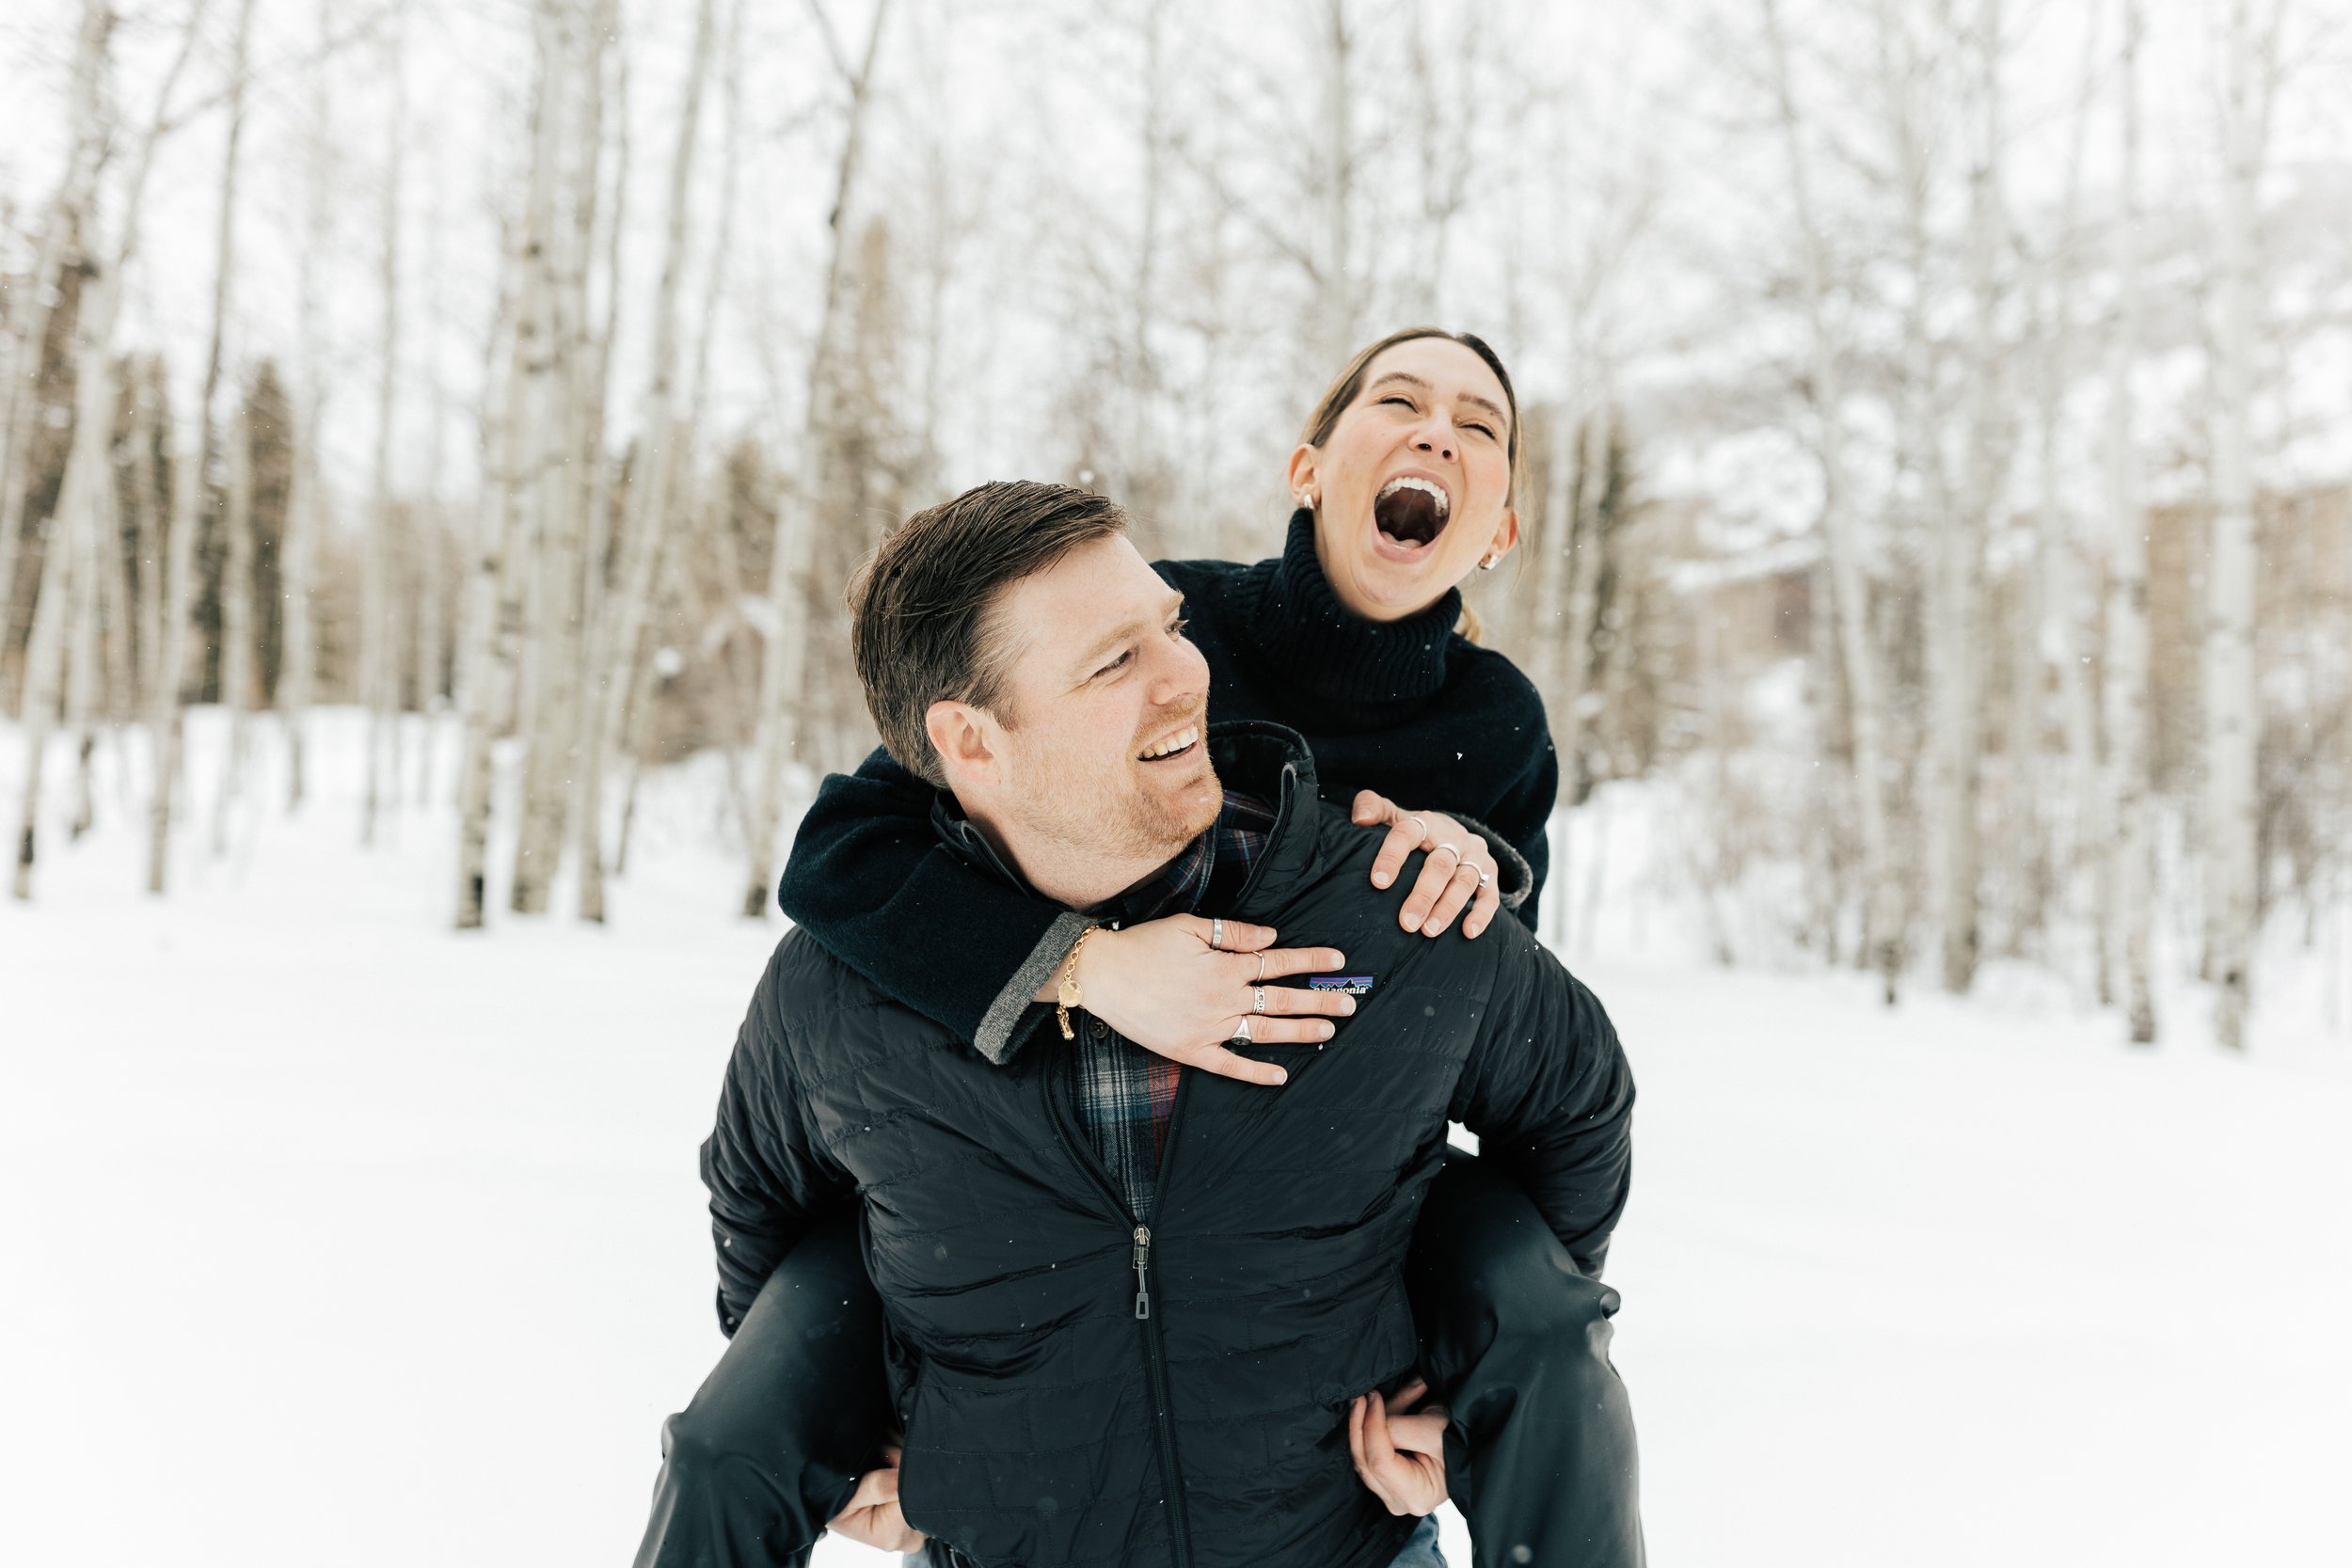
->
xmin=924 ymin=699 xmax=1000 ymax=792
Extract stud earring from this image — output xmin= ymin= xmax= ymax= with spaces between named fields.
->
xmin=1298 ymin=492 xmax=1317 ymax=511
xmin=1479 ymin=554 xmax=1500 ymax=571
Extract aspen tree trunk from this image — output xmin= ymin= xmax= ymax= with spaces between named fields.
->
xmin=210 ymin=398 xmax=254 ymax=852
xmin=1311 ymin=0 xmax=1358 ymax=371
xmin=278 ymin=0 xmax=334 ymax=812
xmin=499 ymin=0 xmax=588 ymax=914
xmin=576 ymin=0 xmax=710 ymax=922
xmin=566 ymin=13 xmax=627 ymax=894
xmin=739 ymin=0 xmax=891 ymax=919
xmin=2038 ymin=7 xmax=2105 ymax=982
xmin=509 ymin=0 xmax=609 ymax=913
xmin=149 ymin=0 xmax=243 ymax=895
xmin=2104 ymin=0 xmax=2156 ymax=1044
xmin=62 ymin=430 xmax=106 ymax=841
xmin=21 ymin=0 xmax=196 ymax=893
xmin=361 ymin=0 xmax=405 ymax=847
xmin=1763 ymin=0 xmax=1903 ymax=1003
xmin=0 ymin=2 xmax=112 ymax=675
xmin=11 ymin=440 xmax=84 ymax=897
xmin=2204 ymin=0 xmax=2269 ymax=1050
xmin=1932 ymin=0 xmax=2004 ymax=994
xmin=615 ymin=0 xmax=742 ymax=879
xmin=129 ymin=12 xmax=214 ymax=902
xmin=128 ymin=369 xmax=164 ymax=718
xmin=13 ymin=265 xmax=126 ymax=895
xmin=452 ymin=284 xmax=523 ymax=927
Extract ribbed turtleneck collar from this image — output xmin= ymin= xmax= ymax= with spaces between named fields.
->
xmin=1234 ymin=509 xmax=1460 ymax=723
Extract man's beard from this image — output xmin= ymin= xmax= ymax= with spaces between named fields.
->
xmin=1009 ymin=747 xmax=1221 ymax=876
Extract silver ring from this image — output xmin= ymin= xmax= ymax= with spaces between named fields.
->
xmin=1403 ymin=816 xmax=1428 ymax=843
xmin=1477 ymin=868 xmax=1493 ymax=888
xmin=1210 ymin=917 xmax=1224 ymax=949
xmin=1233 ymin=1017 xmax=1253 ymax=1043
xmin=1254 ymin=986 xmax=1267 ymax=1015
xmin=1433 ymin=843 xmax=1463 ymax=863
xmin=1256 ymin=952 xmax=1268 ymax=982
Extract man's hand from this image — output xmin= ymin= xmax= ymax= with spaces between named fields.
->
xmin=828 ymin=1446 xmax=927 ymax=1554
xmin=1033 ymin=914 xmax=1355 ymax=1085
xmin=1347 ymin=1378 xmax=1450 ymax=1517
xmin=1352 ymin=792 xmax=1503 ymax=939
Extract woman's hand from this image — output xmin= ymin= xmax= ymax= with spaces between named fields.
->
xmin=1348 ymin=1378 xmax=1450 ymax=1517
xmin=1352 ymin=791 xmax=1502 ymax=938
xmin=827 ymin=1445 xmax=927 ymax=1553
xmin=1036 ymin=915 xmax=1356 ymax=1086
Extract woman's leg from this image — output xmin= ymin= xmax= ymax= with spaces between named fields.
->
xmin=635 ymin=1205 xmax=894 ymax=1568
xmin=1406 ymin=1151 xmax=1645 ymax=1568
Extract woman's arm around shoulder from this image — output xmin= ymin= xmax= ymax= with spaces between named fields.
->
xmin=776 ymin=747 xmax=1071 ymax=1059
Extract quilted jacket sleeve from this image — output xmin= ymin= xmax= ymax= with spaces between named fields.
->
xmin=699 ymin=942 xmax=859 ymax=1337
xmin=1448 ymin=927 xmax=1634 ymax=1277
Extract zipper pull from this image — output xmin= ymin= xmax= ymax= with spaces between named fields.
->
xmin=1132 ymin=1226 xmax=1152 ymax=1320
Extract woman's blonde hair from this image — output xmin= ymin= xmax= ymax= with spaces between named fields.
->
xmin=1298 ymin=327 xmax=1522 ymax=503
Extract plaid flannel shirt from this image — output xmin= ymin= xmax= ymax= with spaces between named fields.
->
xmin=1070 ymin=789 xmax=1276 ymax=1221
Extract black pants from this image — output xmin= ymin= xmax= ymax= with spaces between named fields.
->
xmin=635 ymin=1153 xmax=1644 ymax=1568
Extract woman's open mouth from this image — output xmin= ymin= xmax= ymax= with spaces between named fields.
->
xmin=1374 ymin=476 xmax=1451 ymax=550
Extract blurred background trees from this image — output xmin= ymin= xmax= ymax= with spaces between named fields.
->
xmin=2 ymin=0 xmax=2347 ymax=1051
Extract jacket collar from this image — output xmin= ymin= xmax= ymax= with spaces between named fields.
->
xmin=930 ymin=721 xmax=1325 ymax=917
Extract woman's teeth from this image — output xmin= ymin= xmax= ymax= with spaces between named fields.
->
xmin=1137 ymin=726 xmax=1200 ymax=761
xmin=1375 ymin=475 xmax=1451 ymax=546
xmin=1377 ymin=475 xmax=1451 ymax=516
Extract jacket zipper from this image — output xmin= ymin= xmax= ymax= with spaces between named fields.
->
xmin=1048 ymin=1045 xmax=1197 ymax=1568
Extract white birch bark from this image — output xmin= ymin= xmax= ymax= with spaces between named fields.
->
xmin=0 ymin=2 xmax=112 ymax=676
xmin=13 ymin=207 xmax=141 ymax=895
xmin=62 ymin=393 xmax=110 ymax=841
xmin=361 ymin=1 xmax=405 ymax=847
xmin=576 ymin=0 xmax=710 ymax=923
xmin=508 ymin=0 xmax=611 ymax=913
xmin=1762 ymin=0 xmax=1903 ymax=1003
xmin=1933 ymin=0 xmax=2006 ymax=994
xmin=739 ymin=0 xmax=891 ymax=919
xmin=210 ymin=397 xmax=254 ymax=852
xmin=1311 ymin=0 xmax=1358 ymax=371
xmin=2103 ymin=0 xmax=2156 ymax=1043
xmin=145 ymin=0 xmax=242 ymax=894
xmin=11 ymin=0 xmax=211 ymax=895
xmin=2204 ymin=0 xmax=2271 ymax=1050
xmin=453 ymin=291 xmax=520 ymax=928
xmin=278 ymin=0 xmax=335 ymax=812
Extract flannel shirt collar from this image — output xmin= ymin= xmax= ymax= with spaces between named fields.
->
xmin=930 ymin=788 xmax=1275 ymax=926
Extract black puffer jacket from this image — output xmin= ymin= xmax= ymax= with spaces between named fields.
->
xmin=703 ymin=725 xmax=1633 ymax=1568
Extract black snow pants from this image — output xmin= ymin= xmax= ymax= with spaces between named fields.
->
xmin=633 ymin=1152 xmax=1644 ymax=1568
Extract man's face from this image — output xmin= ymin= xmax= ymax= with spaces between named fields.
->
xmin=955 ymin=533 xmax=1220 ymax=875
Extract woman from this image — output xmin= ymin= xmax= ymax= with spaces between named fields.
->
xmin=638 ymin=329 xmax=1641 ymax=1568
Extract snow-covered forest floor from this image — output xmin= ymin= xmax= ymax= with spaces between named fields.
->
xmin=3 ymin=711 xmax=2346 ymax=1567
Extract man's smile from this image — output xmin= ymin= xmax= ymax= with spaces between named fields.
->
xmin=1136 ymin=723 xmax=1201 ymax=763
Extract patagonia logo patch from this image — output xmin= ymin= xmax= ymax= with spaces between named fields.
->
xmin=1310 ymin=974 xmax=1375 ymax=996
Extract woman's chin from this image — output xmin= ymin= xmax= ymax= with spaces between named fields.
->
xmin=1340 ymin=537 xmax=1465 ymax=620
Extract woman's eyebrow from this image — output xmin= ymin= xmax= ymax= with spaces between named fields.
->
xmin=1369 ymin=371 xmax=1507 ymax=429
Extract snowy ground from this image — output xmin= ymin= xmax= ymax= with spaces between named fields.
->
xmin=2 ymin=710 xmax=2346 ymax=1567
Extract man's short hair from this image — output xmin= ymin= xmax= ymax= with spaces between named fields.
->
xmin=848 ymin=481 xmax=1129 ymax=787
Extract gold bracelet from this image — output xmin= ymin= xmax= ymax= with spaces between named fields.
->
xmin=1056 ymin=927 xmax=1101 ymax=1040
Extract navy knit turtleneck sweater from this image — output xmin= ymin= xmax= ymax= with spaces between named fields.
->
xmin=777 ymin=509 xmax=1560 ymax=1050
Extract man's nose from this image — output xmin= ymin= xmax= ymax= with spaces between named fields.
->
xmin=1147 ymin=627 xmax=1211 ymax=703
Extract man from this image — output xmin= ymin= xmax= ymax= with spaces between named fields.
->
xmin=648 ymin=481 xmax=1634 ymax=1568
